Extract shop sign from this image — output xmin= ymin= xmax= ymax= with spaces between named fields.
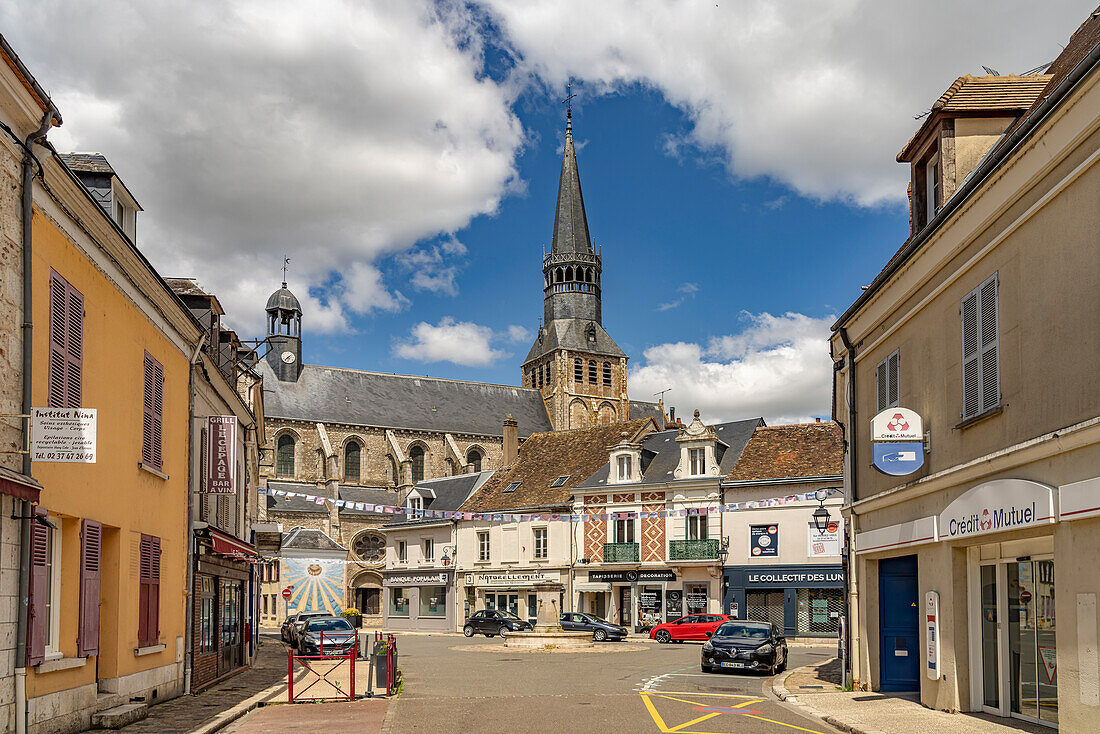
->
xmin=31 ymin=407 xmax=96 ymax=463
xmin=871 ymin=408 xmax=923 ymax=441
xmin=871 ymin=442 xmax=925 ymax=476
xmin=807 ymin=521 xmax=841 ymax=557
xmin=639 ymin=591 xmax=662 ymax=611
xmin=464 ymin=570 xmax=556 ymax=587
xmin=385 ymin=571 xmax=449 ymax=586
xmin=926 ymin=591 xmax=940 ymax=680
xmin=666 ymin=589 xmax=683 ymax=617
xmin=589 ymin=569 xmax=676 ymax=583
xmin=938 ymin=479 xmax=1055 ymax=541
xmin=744 ymin=569 xmax=843 ymax=586
xmin=750 ymin=525 xmax=778 ymax=557
xmin=205 ymin=415 xmax=238 ymax=493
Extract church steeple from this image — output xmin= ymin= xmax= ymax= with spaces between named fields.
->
xmin=264 ymin=268 xmax=303 ymax=382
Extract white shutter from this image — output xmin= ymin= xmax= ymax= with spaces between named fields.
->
xmin=961 ymin=287 xmax=981 ymax=419
xmin=979 ymin=274 xmax=1000 ymax=413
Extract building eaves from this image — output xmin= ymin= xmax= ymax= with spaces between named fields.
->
xmin=0 ymin=33 xmax=63 ymax=123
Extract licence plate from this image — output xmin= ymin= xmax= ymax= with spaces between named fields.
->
xmin=720 ymin=662 xmax=746 ymax=669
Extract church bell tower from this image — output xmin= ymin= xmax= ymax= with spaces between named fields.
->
xmin=264 ymin=281 xmax=303 ymax=382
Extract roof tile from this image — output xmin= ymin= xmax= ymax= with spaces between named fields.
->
xmin=725 ymin=422 xmax=843 ymax=482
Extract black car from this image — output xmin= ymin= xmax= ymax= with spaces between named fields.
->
xmin=560 ymin=612 xmax=628 ymax=641
xmin=280 ymin=613 xmax=299 ymax=643
xmin=296 ymin=616 xmax=359 ymax=656
xmin=700 ymin=620 xmax=788 ymax=675
xmin=463 ymin=609 xmax=533 ymax=637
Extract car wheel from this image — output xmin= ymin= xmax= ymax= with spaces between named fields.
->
xmin=701 ymin=664 xmax=713 ymax=674
xmin=594 ymin=629 xmax=607 ymax=642
xmin=463 ymin=625 xmax=475 ymax=638
xmin=498 ymin=626 xmax=510 ymax=638
xmin=777 ymin=654 xmax=787 ymax=673
xmin=655 ymin=630 xmax=672 ymax=644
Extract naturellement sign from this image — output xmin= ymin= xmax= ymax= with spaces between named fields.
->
xmin=205 ymin=415 xmax=238 ymax=494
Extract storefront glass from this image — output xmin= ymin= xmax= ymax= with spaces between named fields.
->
xmin=980 ymin=565 xmax=999 ymax=709
xmin=419 ymin=586 xmax=447 ymax=617
xmin=685 ymin=584 xmax=708 ymax=615
xmin=390 ymin=587 xmax=410 ymax=617
xmin=1008 ymin=560 xmax=1057 ymax=724
xmin=795 ymin=588 xmax=842 ymax=636
xmin=638 ymin=587 xmax=663 ymax=631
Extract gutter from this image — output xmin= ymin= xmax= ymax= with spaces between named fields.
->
xmin=832 ymin=35 xmax=1100 ymax=332
xmin=838 ymin=327 xmax=857 ymax=691
xmin=182 ymin=333 xmax=205 ymax=695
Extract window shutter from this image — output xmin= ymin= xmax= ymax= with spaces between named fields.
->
xmin=887 ymin=351 xmax=900 ymax=408
xmin=875 ymin=360 xmax=887 ymax=412
xmin=78 ymin=519 xmax=102 ymax=657
xmin=143 ymin=353 xmax=164 ymax=469
xmin=65 ymin=284 xmax=84 ymax=408
xmin=49 ymin=272 xmax=84 ymax=409
xmin=138 ymin=534 xmax=161 ymax=647
xmin=979 ymin=275 xmax=999 ymax=413
xmin=142 ymin=356 xmax=155 ymax=465
xmin=199 ymin=427 xmax=209 ymax=521
xmin=26 ymin=507 xmax=49 ymax=665
xmin=961 ymin=289 xmax=980 ymax=419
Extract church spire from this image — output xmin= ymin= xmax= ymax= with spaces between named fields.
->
xmin=551 ymin=83 xmax=592 ymax=255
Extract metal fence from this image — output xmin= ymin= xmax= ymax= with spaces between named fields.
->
xmin=745 ymin=591 xmax=785 ymax=630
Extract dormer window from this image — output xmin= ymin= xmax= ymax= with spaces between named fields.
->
xmin=504 ymin=481 xmax=521 ymax=493
xmin=926 ymin=156 xmax=940 ymax=223
xmin=689 ymin=448 xmax=705 ymax=476
xmin=550 ymin=476 xmax=569 ymax=488
xmin=409 ymin=496 xmax=422 ymax=511
xmin=617 ymin=455 xmax=632 ymax=481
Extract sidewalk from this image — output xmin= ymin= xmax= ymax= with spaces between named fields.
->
xmin=772 ymin=658 xmax=1050 ymax=734
xmin=218 ymin=700 xmax=391 ymax=733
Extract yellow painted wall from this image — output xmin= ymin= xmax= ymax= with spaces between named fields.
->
xmin=26 ymin=208 xmax=191 ymax=697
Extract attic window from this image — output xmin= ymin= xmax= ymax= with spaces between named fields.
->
xmin=504 ymin=481 xmax=522 ymax=493
xmin=550 ymin=476 xmax=569 ymax=488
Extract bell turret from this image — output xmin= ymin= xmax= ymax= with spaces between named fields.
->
xmin=264 ymin=281 xmax=302 ymax=381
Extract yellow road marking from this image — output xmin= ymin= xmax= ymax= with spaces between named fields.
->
xmin=743 ymin=713 xmax=830 ymax=733
xmin=641 ymin=693 xmax=673 ymax=731
xmin=667 ymin=712 xmax=721 ymax=732
xmin=640 ymin=691 xmax=831 ymax=734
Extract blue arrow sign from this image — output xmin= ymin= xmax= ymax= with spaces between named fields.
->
xmin=872 ymin=442 xmax=925 ymax=476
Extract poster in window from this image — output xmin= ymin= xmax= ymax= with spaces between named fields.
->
xmin=750 ymin=525 xmax=779 ymax=557
xmin=807 ymin=520 xmax=842 ymax=557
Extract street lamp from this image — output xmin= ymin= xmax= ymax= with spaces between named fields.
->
xmin=440 ymin=545 xmax=455 ymax=566
xmin=716 ymin=537 xmax=730 ymax=564
xmin=812 ymin=491 xmax=832 ymax=533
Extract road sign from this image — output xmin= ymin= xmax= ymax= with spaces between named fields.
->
xmin=872 ymin=442 xmax=925 ymax=476
xmin=282 ymin=588 xmax=292 ymax=600
xmin=1020 ymin=589 xmax=1032 ymax=604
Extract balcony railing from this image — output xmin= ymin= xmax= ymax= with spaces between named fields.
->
xmin=603 ymin=542 xmax=640 ymax=563
xmin=668 ymin=539 xmax=720 ymax=561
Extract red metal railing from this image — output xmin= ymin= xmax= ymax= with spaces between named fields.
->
xmin=287 ymin=632 xmax=357 ymax=702
xmin=372 ymin=631 xmax=399 ymax=696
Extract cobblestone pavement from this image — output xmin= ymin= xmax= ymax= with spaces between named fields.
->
xmin=113 ymin=633 xmax=289 ymax=733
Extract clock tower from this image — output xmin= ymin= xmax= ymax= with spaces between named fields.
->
xmin=264 ymin=281 xmax=303 ymax=382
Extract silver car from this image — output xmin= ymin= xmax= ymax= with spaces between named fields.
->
xmin=289 ymin=611 xmax=330 ymax=645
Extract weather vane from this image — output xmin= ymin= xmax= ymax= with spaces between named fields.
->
xmin=282 ymin=255 xmax=290 ymax=287
xmin=562 ymin=81 xmax=576 ymax=125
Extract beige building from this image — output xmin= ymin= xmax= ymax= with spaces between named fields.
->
xmin=831 ymin=12 xmax=1100 ymax=730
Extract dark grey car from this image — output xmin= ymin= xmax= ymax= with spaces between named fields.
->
xmin=462 ymin=609 xmax=532 ymax=637
xmin=560 ymin=612 xmax=628 ymax=641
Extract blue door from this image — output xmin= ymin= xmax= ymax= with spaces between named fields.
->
xmin=879 ymin=555 xmax=919 ymax=692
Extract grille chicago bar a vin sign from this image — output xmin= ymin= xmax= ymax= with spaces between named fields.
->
xmin=205 ymin=415 xmax=238 ymax=494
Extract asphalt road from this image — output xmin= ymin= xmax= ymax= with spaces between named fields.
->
xmin=388 ymin=635 xmax=841 ymax=733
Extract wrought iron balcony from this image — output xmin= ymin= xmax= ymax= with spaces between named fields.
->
xmin=602 ymin=542 xmax=640 ymax=563
xmin=668 ymin=539 xmax=720 ymax=561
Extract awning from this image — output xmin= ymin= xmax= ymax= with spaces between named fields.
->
xmin=0 ymin=466 xmax=42 ymax=502
xmin=575 ymin=582 xmax=612 ymax=593
xmin=201 ymin=526 xmax=259 ymax=561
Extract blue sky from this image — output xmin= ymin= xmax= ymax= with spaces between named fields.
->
xmin=7 ymin=0 xmax=1090 ymax=422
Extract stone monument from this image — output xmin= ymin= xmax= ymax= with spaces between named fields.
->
xmin=505 ymin=582 xmax=593 ymax=649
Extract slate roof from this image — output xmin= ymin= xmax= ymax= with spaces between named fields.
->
xmin=257 ymin=360 xmax=552 ymax=437
xmin=282 ymin=527 xmax=346 ymax=552
xmin=524 ymin=318 xmax=626 ymax=363
xmin=383 ymin=471 xmax=493 ymax=528
xmin=551 ymin=122 xmax=593 ymax=255
xmin=266 ymin=284 xmax=302 ymax=313
xmin=461 ymin=418 xmax=657 ymax=512
xmin=265 ymin=481 xmax=394 ymax=516
xmin=576 ymin=417 xmax=765 ymax=490
xmin=630 ymin=400 xmax=666 ymax=425
xmin=57 ymin=152 xmax=114 ymax=174
xmin=725 ymin=422 xmax=843 ymax=482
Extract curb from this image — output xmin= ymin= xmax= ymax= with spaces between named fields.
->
xmin=768 ymin=661 xmax=887 ymax=734
xmin=185 ymin=680 xmax=288 ymax=734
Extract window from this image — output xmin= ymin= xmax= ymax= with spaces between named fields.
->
xmin=687 ymin=514 xmax=708 ymax=541
xmin=422 ymin=538 xmax=434 ymax=562
xmin=574 ymin=358 xmax=583 ymax=382
xmin=199 ymin=576 xmax=215 ymax=653
xmin=537 ymin=364 xmax=543 ymax=388
xmin=409 ymin=495 xmax=422 ymax=511
xmin=138 ymin=534 xmax=161 ymax=648
xmin=276 ymin=434 xmax=295 ymax=477
xmin=419 ymin=586 xmax=447 ymax=617
xmin=410 ymin=446 xmax=425 ymax=483
xmin=588 ymin=360 xmax=597 ymax=384
xmin=689 ymin=448 xmax=706 ymax=476
xmin=504 ymin=481 xmax=521 ymax=493
xmin=613 ymin=518 xmax=635 ymax=544
xmin=344 ymin=441 xmax=361 ymax=482
xmin=876 ymin=350 xmax=901 ymax=412
xmin=926 ymin=157 xmax=940 ymax=223
xmin=533 ymin=527 xmax=548 ymax=560
xmin=550 ymin=475 xmax=569 ymax=487
xmin=353 ymin=532 xmax=384 ymax=562
xmin=48 ymin=270 xmax=83 ymax=408
xmin=544 ymin=362 xmax=551 ymax=386
xmin=389 ymin=588 xmax=410 ymax=617
xmin=467 ymin=450 xmax=482 ymax=473
xmin=141 ymin=352 xmax=164 ymax=470
xmin=396 ymin=541 xmax=407 ymax=563
xmin=43 ymin=517 xmax=61 ymax=655
xmin=617 ymin=455 xmax=632 ymax=481
xmin=478 ymin=531 xmax=490 ymax=562
xmin=602 ymin=362 xmax=612 ymax=386
xmin=529 ymin=369 xmax=536 ymax=388
xmin=962 ymin=274 xmax=1000 ymax=420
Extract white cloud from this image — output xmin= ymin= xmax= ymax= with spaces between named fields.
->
xmin=629 ymin=311 xmax=835 ymax=424
xmin=397 ymin=238 xmax=468 ymax=296
xmin=657 ymin=282 xmax=699 ymax=311
xmin=393 ymin=317 xmax=509 ymax=367
xmin=3 ymin=0 xmax=524 ymax=335
xmin=481 ymin=0 xmax=1088 ymax=206
xmin=506 ymin=325 xmax=531 ymax=343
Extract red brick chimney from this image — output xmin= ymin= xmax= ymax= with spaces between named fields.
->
xmin=503 ymin=417 xmax=518 ymax=467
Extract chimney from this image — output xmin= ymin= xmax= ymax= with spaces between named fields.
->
xmin=503 ymin=417 xmax=518 ymax=467
xmin=665 ymin=406 xmax=682 ymax=431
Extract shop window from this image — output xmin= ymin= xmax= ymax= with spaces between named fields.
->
xmin=390 ymin=588 xmax=410 ymax=617
xmin=685 ymin=583 xmax=708 ymax=615
xmin=796 ymin=588 xmax=842 ymax=636
xmin=200 ymin=576 xmax=216 ymax=653
xmin=420 ymin=586 xmax=447 ymax=617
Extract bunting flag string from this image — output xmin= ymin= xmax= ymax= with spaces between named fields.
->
xmin=260 ymin=487 xmax=841 ymax=523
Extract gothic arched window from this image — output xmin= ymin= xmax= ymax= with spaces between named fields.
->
xmin=344 ymin=441 xmax=361 ymax=483
xmin=276 ymin=434 xmax=295 ymax=477
xmin=410 ymin=445 xmax=425 ymax=483
xmin=602 ymin=362 xmax=612 ymax=386
xmin=467 ymin=449 xmax=482 ymax=473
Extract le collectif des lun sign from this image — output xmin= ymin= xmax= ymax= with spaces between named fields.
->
xmin=945 ymin=502 xmax=1037 ymax=538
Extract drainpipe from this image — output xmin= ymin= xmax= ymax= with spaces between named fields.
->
xmin=838 ymin=327 xmax=858 ymax=690
xmin=16 ymin=109 xmax=57 ymax=734
xmin=183 ymin=334 xmax=206 ymax=694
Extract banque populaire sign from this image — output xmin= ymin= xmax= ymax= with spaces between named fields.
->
xmin=938 ymin=479 xmax=1055 ymax=541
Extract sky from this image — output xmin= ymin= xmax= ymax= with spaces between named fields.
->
xmin=3 ymin=1 xmax=1092 ymax=424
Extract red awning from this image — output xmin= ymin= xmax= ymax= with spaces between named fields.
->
xmin=0 ymin=467 xmax=42 ymax=502
xmin=205 ymin=526 xmax=258 ymax=561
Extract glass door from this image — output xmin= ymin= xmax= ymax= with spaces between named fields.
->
xmin=1008 ymin=560 xmax=1057 ymax=725
xmin=980 ymin=565 xmax=1000 ymax=711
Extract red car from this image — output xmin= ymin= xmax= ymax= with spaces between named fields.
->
xmin=650 ymin=613 xmax=735 ymax=643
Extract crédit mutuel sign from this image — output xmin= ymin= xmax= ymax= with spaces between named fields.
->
xmin=939 ymin=479 xmax=1056 ymax=541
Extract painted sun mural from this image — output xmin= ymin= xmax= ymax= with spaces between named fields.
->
xmin=285 ymin=558 xmax=345 ymax=614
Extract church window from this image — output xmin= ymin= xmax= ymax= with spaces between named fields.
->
xmin=566 ymin=266 xmax=574 ymax=281
xmin=574 ymin=359 xmax=583 ymax=381
xmin=588 ymin=360 xmax=597 ymax=384
xmin=544 ymin=362 xmax=551 ymax=386
xmin=276 ymin=434 xmax=295 ymax=477
xmin=537 ymin=365 xmax=543 ymax=389
xmin=410 ymin=446 xmax=426 ymax=483
xmin=602 ymin=362 xmax=612 ymax=386
xmin=467 ymin=449 xmax=482 ymax=473
xmin=353 ymin=532 xmax=384 ymax=562
xmin=344 ymin=441 xmax=361 ymax=483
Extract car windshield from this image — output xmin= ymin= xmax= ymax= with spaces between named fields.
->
xmin=586 ymin=614 xmax=611 ymax=624
xmin=715 ymin=623 xmax=770 ymax=639
xmin=307 ymin=618 xmax=352 ymax=632
xmin=497 ymin=610 xmax=521 ymax=620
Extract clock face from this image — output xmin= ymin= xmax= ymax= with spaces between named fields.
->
xmin=281 ymin=351 xmax=296 ymax=364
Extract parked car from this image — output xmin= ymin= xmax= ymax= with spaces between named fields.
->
xmin=700 ymin=620 xmax=787 ymax=675
xmin=462 ymin=609 xmax=533 ymax=637
xmin=297 ymin=616 xmax=359 ymax=657
xmin=649 ymin=613 xmax=735 ymax=643
xmin=559 ymin=612 xmax=628 ymax=641
xmin=289 ymin=610 xmax=331 ymax=645
xmin=281 ymin=613 xmax=299 ymax=643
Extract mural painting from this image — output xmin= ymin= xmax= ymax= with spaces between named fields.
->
xmin=285 ymin=558 xmax=345 ymax=614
